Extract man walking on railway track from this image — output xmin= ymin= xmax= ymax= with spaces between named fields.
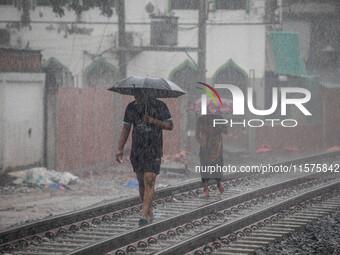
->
xmin=116 ymin=90 xmax=173 ymax=226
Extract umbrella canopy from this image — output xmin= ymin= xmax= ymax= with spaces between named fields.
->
xmin=188 ymin=97 xmax=233 ymax=115
xmin=108 ymin=76 xmax=186 ymax=98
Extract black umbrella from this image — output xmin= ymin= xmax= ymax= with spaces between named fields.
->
xmin=108 ymin=76 xmax=186 ymax=98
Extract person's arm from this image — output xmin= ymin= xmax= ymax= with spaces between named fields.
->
xmin=116 ymin=124 xmax=131 ymax=163
xmin=143 ymin=116 xmax=173 ymax=130
xmin=143 ymin=101 xmax=173 ymax=130
xmin=195 ymin=120 xmax=202 ymax=145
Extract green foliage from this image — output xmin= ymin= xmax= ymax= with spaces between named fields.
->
xmin=50 ymin=0 xmax=114 ymax=17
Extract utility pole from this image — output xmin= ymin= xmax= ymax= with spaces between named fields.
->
xmin=21 ymin=0 xmax=30 ymax=27
xmin=198 ymin=0 xmax=206 ymax=82
xmin=114 ymin=0 xmax=125 ymax=158
xmin=116 ymin=0 xmax=127 ymax=79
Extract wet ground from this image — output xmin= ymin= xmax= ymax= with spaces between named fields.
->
xmin=0 ymin=166 xmax=183 ymax=230
xmin=0 ymin=150 xmax=313 ymax=231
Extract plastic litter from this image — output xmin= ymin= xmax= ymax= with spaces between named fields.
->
xmin=256 ymin=144 xmax=273 ymax=153
xmin=326 ymin=146 xmax=340 ymax=152
xmin=122 ymin=179 xmax=139 ymax=189
xmin=12 ymin=167 xmax=78 ymax=186
xmin=45 ymin=183 xmax=70 ymax=191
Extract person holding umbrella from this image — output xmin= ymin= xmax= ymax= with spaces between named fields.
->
xmin=111 ymin=76 xmax=185 ymax=226
xmin=195 ymin=113 xmax=228 ymax=198
xmin=188 ymin=94 xmax=232 ymax=198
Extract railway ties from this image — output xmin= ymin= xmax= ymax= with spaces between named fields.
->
xmin=0 ymin=174 xmax=264 ymax=254
xmin=193 ymin=195 xmax=340 ymax=255
xmin=108 ymin=174 xmax=340 ymax=255
xmin=1 ymin=150 xmax=340 ymax=255
xmin=1 ymin=172 xmax=324 ymax=255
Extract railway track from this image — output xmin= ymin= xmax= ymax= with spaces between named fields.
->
xmin=1 ymin=151 xmax=339 ymax=255
xmin=188 ymin=193 xmax=340 ymax=255
xmin=108 ymin=175 xmax=339 ymax=255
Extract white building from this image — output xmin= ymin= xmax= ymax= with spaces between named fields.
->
xmin=0 ymin=0 xmax=271 ymax=90
xmin=1 ymin=0 xmax=284 ymax=171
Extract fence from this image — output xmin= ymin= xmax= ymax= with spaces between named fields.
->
xmin=56 ymin=86 xmax=182 ymax=172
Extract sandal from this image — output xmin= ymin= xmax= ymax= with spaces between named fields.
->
xmin=139 ymin=217 xmax=153 ymax=227
xmin=201 ymin=190 xmax=210 ymax=198
xmin=218 ymin=183 xmax=225 ymax=194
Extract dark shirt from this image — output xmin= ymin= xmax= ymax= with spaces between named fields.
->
xmin=123 ymin=99 xmax=172 ymax=160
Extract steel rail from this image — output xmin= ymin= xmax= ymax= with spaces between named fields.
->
xmin=67 ymin=173 xmax=328 ymax=255
xmin=1 ymin=150 xmax=339 ymax=245
xmin=0 ymin=171 xmax=250 ymax=244
xmin=155 ymin=181 xmax=340 ymax=255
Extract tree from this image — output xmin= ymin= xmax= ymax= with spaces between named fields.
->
xmin=50 ymin=0 xmax=114 ymax=18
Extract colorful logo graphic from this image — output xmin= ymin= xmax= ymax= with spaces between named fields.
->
xmin=196 ymin=82 xmax=222 ymax=106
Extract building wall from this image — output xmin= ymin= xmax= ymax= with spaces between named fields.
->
xmin=45 ymin=72 xmax=58 ymax=170
xmin=253 ymin=83 xmax=340 ymax=153
xmin=0 ymin=0 xmax=267 ymax=86
xmin=0 ymin=78 xmax=3 ymax=170
xmin=56 ymin=87 xmax=181 ymax=172
xmin=0 ymin=0 xmax=268 ymax=171
xmin=57 ymin=86 xmax=114 ymax=171
xmin=255 ymin=125 xmax=323 ymax=154
xmin=322 ymin=85 xmax=340 ymax=148
xmin=0 ymin=72 xmax=45 ymax=172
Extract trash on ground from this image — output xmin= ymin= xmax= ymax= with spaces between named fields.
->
xmin=156 ymin=183 xmax=170 ymax=189
xmin=45 ymin=182 xmax=71 ymax=191
xmin=122 ymin=179 xmax=139 ymax=189
xmin=11 ymin=168 xmax=79 ymax=186
xmin=256 ymin=144 xmax=273 ymax=153
xmin=326 ymin=146 xmax=340 ymax=152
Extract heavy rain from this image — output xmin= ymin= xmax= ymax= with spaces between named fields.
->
xmin=0 ymin=0 xmax=339 ymax=254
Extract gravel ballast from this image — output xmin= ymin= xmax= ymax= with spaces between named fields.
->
xmin=253 ymin=211 xmax=340 ymax=255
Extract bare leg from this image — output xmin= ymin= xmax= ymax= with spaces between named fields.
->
xmin=216 ymin=178 xmax=224 ymax=194
xmin=202 ymin=179 xmax=210 ymax=197
xmin=203 ymin=180 xmax=209 ymax=192
xmin=136 ymin=171 xmax=144 ymax=201
xmin=142 ymin=172 xmax=157 ymax=219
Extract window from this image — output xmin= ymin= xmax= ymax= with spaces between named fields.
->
xmin=171 ymin=0 xmax=198 ymax=10
xmin=0 ymin=0 xmax=13 ymax=5
xmin=82 ymin=0 xmax=114 ymax=8
xmin=36 ymin=0 xmax=50 ymax=6
xmin=36 ymin=0 xmax=114 ymax=7
xmin=151 ymin=17 xmax=178 ymax=46
xmin=0 ymin=29 xmax=10 ymax=46
xmin=37 ymin=0 xmax=69 ymax=6
xmin=215 ymin=0 xmax=246 ymax=10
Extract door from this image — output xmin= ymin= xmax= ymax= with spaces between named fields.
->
xmin=2 ymin=73 xmax=45 ymax=170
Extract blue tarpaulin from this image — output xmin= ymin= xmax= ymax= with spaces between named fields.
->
xmin=122 ymin=179 xmax=139 ymax=188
